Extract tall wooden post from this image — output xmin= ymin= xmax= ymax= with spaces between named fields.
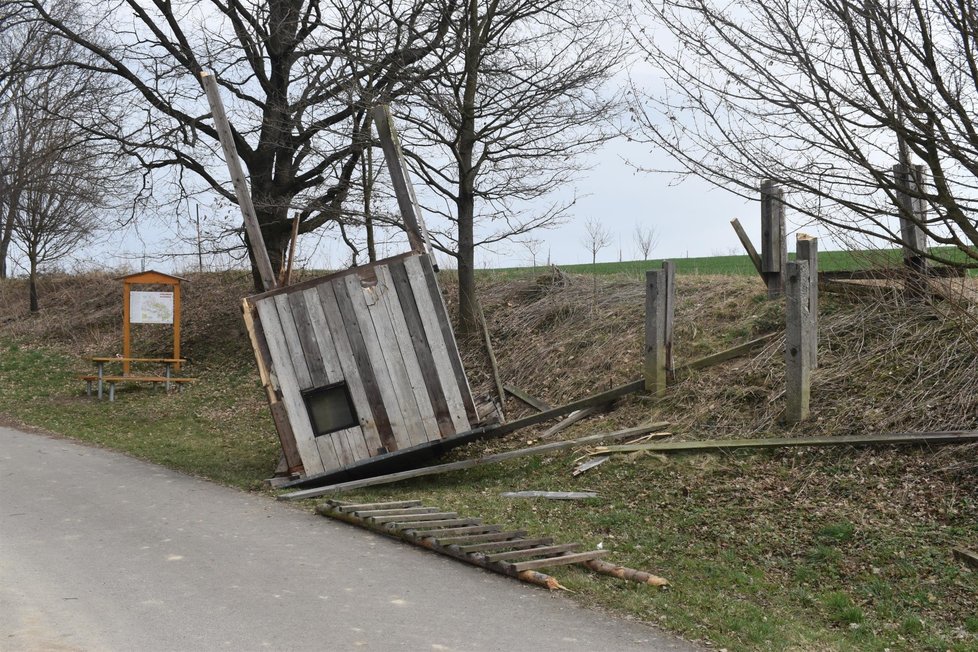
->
xmin=173 ymin=282 xmax=182 ymax=372
xmin=122 ymin=280 xmax=131 ymax=375
xmin=893 ymin=163 xmax=928 ymax=296
xmin=645 ymin=262 xmax=675 ymax=397
xmin=785 ymin=260 xmax=812 ymax=423
xmin=795 ymin=235 xmax=818 ymax=369
xmin=200 ymin=71 xmax=277 ymax=292
xmin=760 ymin=180 xmax=787 ymax=298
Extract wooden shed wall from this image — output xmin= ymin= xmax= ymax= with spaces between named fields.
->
xmin=250 ymin=254 xmax=478 ymax=476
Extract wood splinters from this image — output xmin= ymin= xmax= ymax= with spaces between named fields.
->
xmin=518 ymin=570 xmax=570 ymax=592
xmin=583 ymin=559 xmax=670 ymax=587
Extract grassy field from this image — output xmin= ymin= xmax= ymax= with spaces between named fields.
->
xmin=0 ymin=270 xmax=975 ymax=652
xmin=489 ymin=245 xmax=976 ymax=278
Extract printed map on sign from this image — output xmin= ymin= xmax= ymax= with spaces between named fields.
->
xmin=130 ymin=291 xmax=174 ymax=324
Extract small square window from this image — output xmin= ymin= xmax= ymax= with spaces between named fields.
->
xmin=303 ymin=382 xmax=358 ymax=437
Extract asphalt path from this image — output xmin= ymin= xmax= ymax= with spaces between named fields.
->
xmin=0 ymin=426 xmax=698 ymax=651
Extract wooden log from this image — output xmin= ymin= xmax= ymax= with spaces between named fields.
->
xmin=730 ymin=218 xmax=764 ymax=278
xmin=586 ymin=431 xmax=978 ymax=455
xmin=200 ymin=72 xmax=277 ymax=291
xmin=796 ymin=235 xmax=818 ymax=370
xmin=785 ymin=260 xmax=812 ymax=423
xmin=278 ymin=422 xmax=671 ymax=500
xmin=760 ymin=180 xmax=786 ymax=298
xmin=582 ymin=559 xmax=669 ymax=587
xmin=503 ymin=385 xmax=551 ymax=412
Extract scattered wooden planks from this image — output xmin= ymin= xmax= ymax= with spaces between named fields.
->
xmin=503 ymin=385 xmax=552 ymax=412
xmin=278 ymin=423 xmax=670 ymax=500
xmin=317 ymin=499 xmax=668 ymax=590
xmin=585 ymin=431 xmax=978 ymax=456
xmin=953 ymin=547 xmax=978 ymax=570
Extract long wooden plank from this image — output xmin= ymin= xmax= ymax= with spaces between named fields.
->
xmin=369 ymin=512 xmax=459 ymax=525
xmin=673 ymin=332 xmax=781 ymax=379
xmin=388 ymin=260 xmax=455 ymax=437
xmin=278 ymin=423 xmax=669 ymax=500
xmin=356 ymin=271 xmax=431 ymax=448
xmin=415 ymin=254 xmax=480 ymax=423
xmin=412 ymin=525 xmax=502 ymax=538
xmin=389 ymin=518 xmax=481 ymax=529
xmin=304 ymin=287 xmax=375 ymax=461
xmin=343 ymin=274 xmax=419 ymax=451
xmin=200 ymin=72 xmax=277 ymax=291
xmin=730 ymin=218 xmax=763 ymax=277
xmin=253 ymin=299 xmax=326 ymax=475
xmin=332 ymin=500 xmax=422 ymax=512
xmin=352 ymin=506 xmax=439 ymax=518
xmin=506 ymin=550 xmax=609 ymax=573
xmin=435 ymin=531 xmax=528 ymax=546
xmin=503 ymin=385 xmax=551 ymax=412
xmin=375 ymin=265 xmax=442 ymax=443
xmin=953 ymin=547 xmax=978 ymax=570
xmin=403 ymin=256 xmax=472 ymax=433
xmin=588 ymin=431 xmax=978 ymax=455
xmin=321 ymin=280 xmax=399 ymax=455
xmin=456 ymin=537 xmax=554 ymax=554
xmin=371 ymin=105 xmax=428 ymax=253
xmin=483 ymin=543 xmax=582 ymax=563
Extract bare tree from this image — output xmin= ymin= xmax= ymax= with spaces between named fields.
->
xmin=632 ymin=0 xmax=978 ymax=266
xmin=517 ymin=237 xmax=544 ymax=270
xmin=634 ymin=223 xmax=659 ymax=260
xmin=583 ymin=217 xmax=613 ymax=266
xmin=396 ymin=0 xmax=628 ymax=333
xmin=19 ymin=0 xmax=459 ymax=289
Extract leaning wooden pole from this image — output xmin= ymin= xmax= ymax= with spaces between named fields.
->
xmin=200 ymin=71 xmax=277 ymax=292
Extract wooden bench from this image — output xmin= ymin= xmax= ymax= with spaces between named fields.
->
xmin=79 ymin=375 xmax=196 ymax=401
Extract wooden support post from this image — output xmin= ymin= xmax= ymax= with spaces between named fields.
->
xmin=892 ymin=163 xmax=929 ymax=297
xmin=122 ymin=281 xmax=131 ymax=375
xmin=200 ymin=71 xmax=277 ymax=292
xmin=644 ymin=262 xmax=675 ymax=396
xmin=730 ymin=218 xmax=763 ymax=278
xmin=785 ymin=261 xmax=812 ymax=423
xmin=760 ymin=180 xmax=787 ymax=298
xmin=795 ymin=235 xmax=818 ymax=370
xmin=371 ymin=105 xmax=430 ymax=255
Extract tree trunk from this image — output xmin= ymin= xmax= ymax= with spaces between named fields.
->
xmin=0 ymin=188 xmax=20 ymax=280
xmin=456 ymin=0 xmax=482 ymax=336
xmin=28 ymin=255 xmax=38 ymax=313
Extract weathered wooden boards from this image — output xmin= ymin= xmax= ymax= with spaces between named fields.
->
xmin=317 ymin=499 xmax=668 ymax=589
xmin=247 ymin=252 xmax=479 ymax=476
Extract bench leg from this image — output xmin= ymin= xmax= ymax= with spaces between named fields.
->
xmin=109 ymin=382 xmax=115 ymax=402
xmin=97 ymin=362 xmax=104 ymax=400
xmin=86 ymin=380 xmax=92 ymax=397
xmin=165 ymin=364 xmax=172 ymax=392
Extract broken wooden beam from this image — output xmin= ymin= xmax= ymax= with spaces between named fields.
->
xmin=953 ymin=547 xmax=978 ymax=570
xmin=278 ymin=423 xmax=670 ymax=500
xmin=586 ymin=431 xmax=978 ymax=456
xmin=540 ymin=404 xmax=609 ymax=439
xmin=673 ymin=332 xmax=781 ymax=380
xmin=503 ymin=385 xmax=552 ymax=412
xmin=730 ymin=218 xmax=764 ymax=278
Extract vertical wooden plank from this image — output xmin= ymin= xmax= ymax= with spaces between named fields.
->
xmin=173 ymin=282 xmax=181 ymax=373
xmin=302 ymin=288 xmax=373 ymax=462
xmin=273 ymin=294 xmax=313 ymax=390
xmin=761 ymin=180 xmax=786 ymax=298
xmin=344 ymin=273 xmax=424 ymax=451
xmin=242 ymin=298 xmax=303 ymax=473
xmin=253 ymin=298 xmax=326 ymax=475
xmin=785 ymin=261 xmax=812 ymax=423
xmin=413 ymin=254 xmax=479 ymax=423
xmin=122 ymin=282 xmax=131 ymax=375
xmin=388 ymin=261 xmax=456 ymax=438
xmin=200 ymin=71 xmax=277 ymax=291
xmin=375 ymin=265 xmax=443 ymax=443
xmin=287 ymin=291 xmax=328 ymax=387
xmin=404 ymin=255 xmax=472 ymax=433
xmin=323 ymin=279 xmax=400 ymax=455
xmin=796 ymin=235 xmax=818 ymax=370
xmin=662 ymin=261 xmax=676 ymax=376
xmin=644 ymin=269 xmax=667 ymax=397
xmin=371 ymin=105 xmax=429 ymax=254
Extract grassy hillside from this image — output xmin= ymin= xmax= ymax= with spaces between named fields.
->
xmin=1 ymin=268 xmax=976 ymax=651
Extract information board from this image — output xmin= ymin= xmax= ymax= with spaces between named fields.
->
xmin=130 ymin=291 xmax=174 ymax=324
